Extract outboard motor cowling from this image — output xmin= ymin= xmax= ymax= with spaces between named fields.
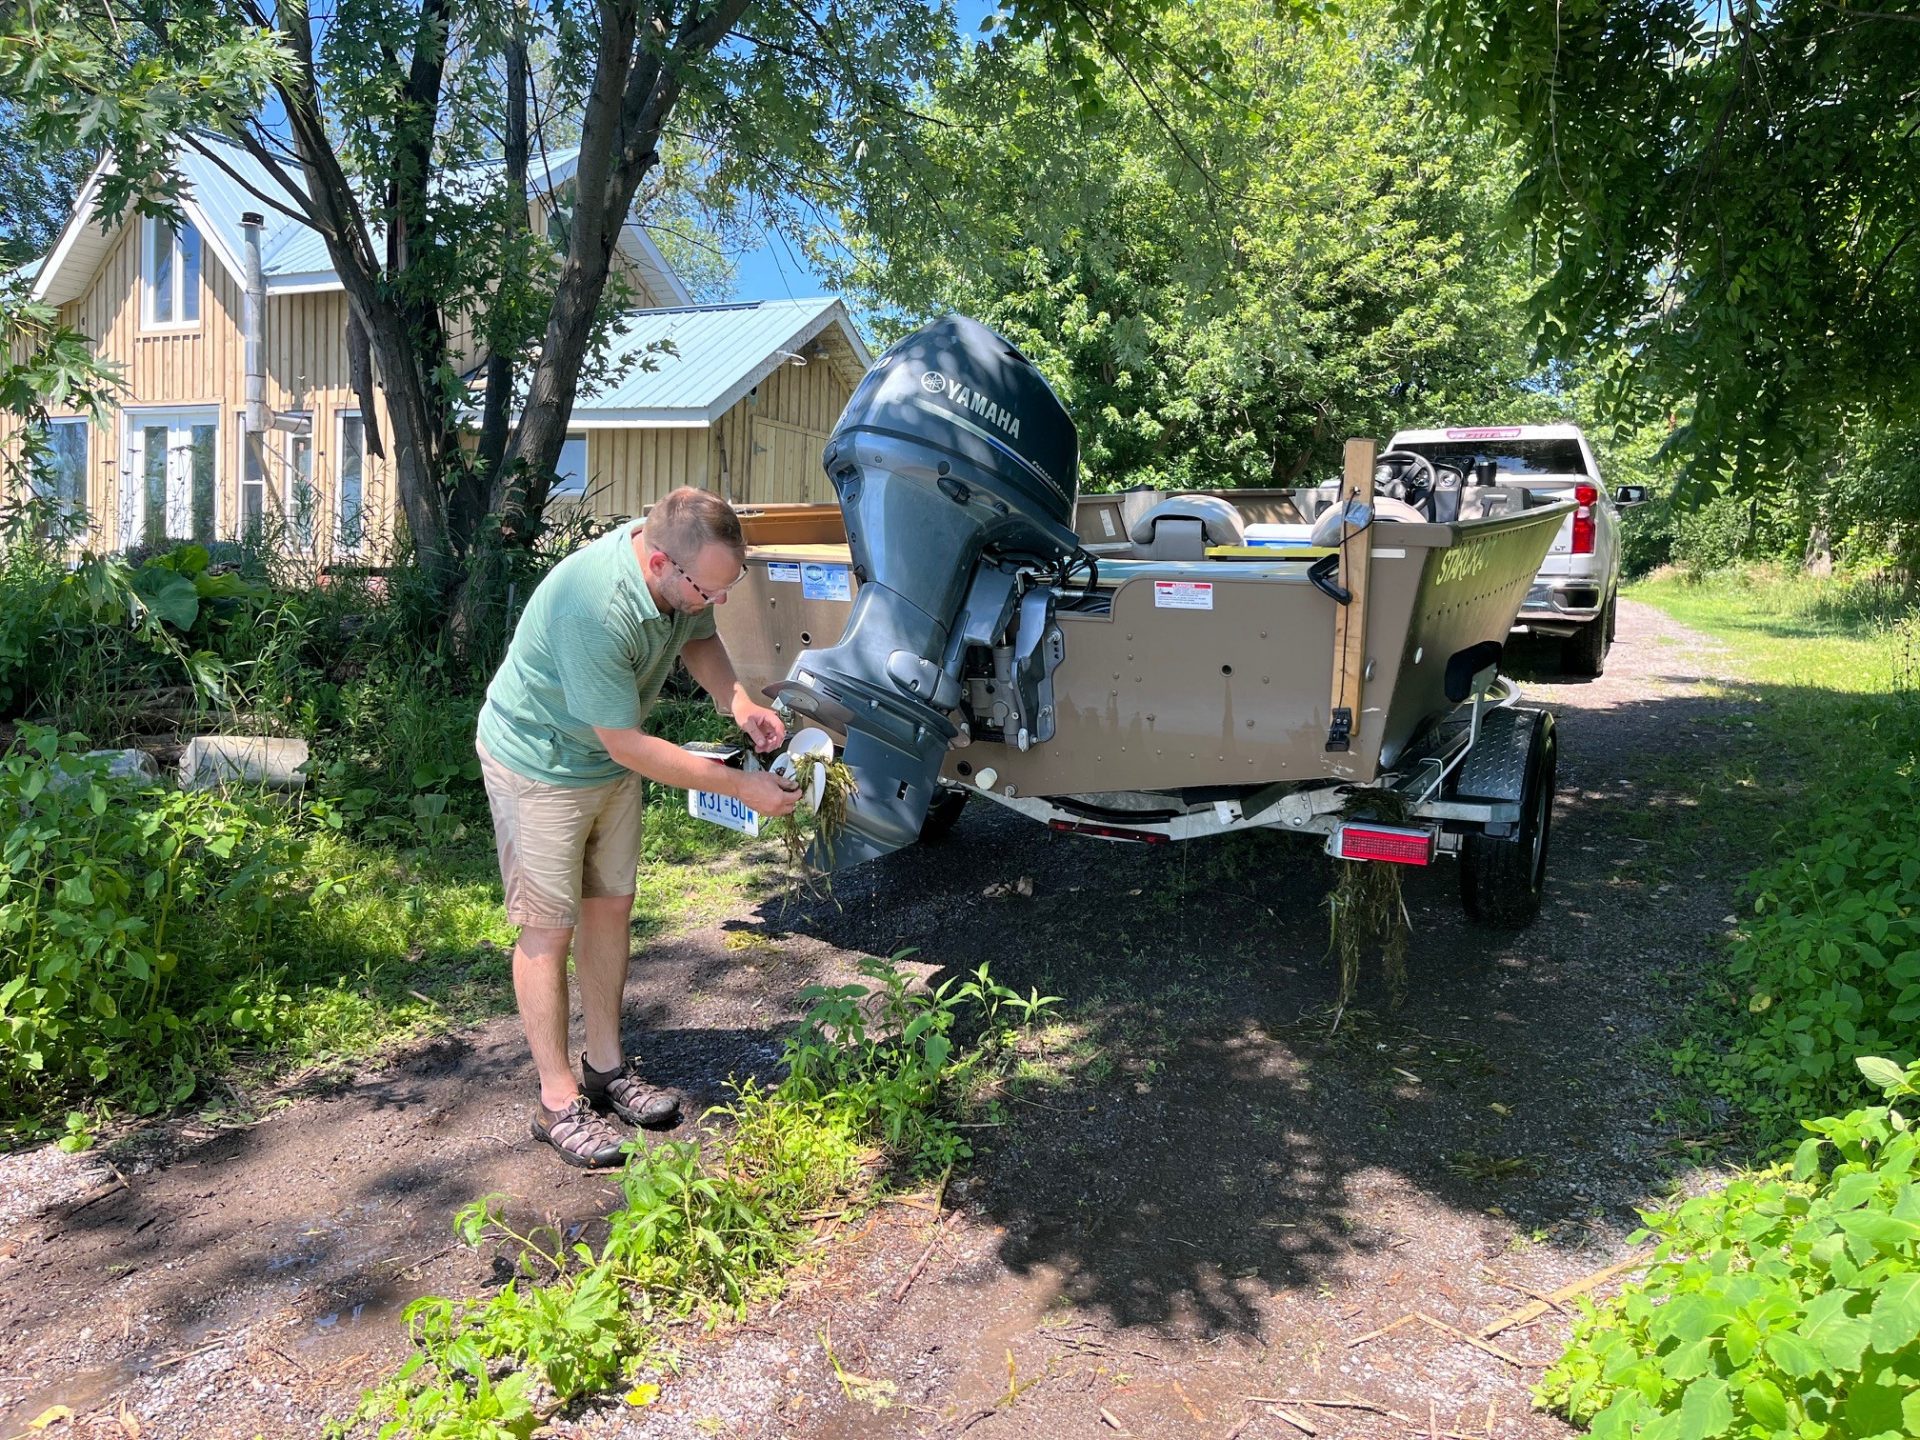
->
xmin=771 ymin=316 xmax=1082 ymax=869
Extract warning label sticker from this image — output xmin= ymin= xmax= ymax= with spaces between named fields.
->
xmin=801 ymin=563 xmax=853 ymax=601
xmin=1153 ymin=580 xmax=1214 ymax=611
xmin=767 ymin=562 xmax=802 ymax=583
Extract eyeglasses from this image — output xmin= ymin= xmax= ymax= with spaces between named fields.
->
xmin=663 ymin=551 xmax=748 ymax=603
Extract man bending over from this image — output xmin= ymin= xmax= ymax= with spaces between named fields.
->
xmin=476 ymin=486 xmax=798 ymax=1168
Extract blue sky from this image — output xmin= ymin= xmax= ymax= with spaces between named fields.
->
xmin=730 ymin=225 xmax=830 ymax=302
xmin=726 ymin=0 xmax=999 ymax=304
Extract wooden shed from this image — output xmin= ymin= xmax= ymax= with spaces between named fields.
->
xmin=561 ymin=298 xmax=871 ymax=518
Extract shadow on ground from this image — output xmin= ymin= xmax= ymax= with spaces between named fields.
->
xmin=724 ymin=621 xmax=1775 ymax=1347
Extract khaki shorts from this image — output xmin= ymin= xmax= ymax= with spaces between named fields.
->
xmin=478 ymin=743 xmax=644 ymax=928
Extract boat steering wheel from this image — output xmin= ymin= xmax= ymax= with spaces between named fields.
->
xmin=1376 ymin=450 xmax=1439 ymax=518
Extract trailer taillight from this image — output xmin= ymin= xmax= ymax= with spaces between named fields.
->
xmin=1048 ymin=819 xmax=1170 ymax=844
xmin=1571 ymin=482 xmax=1597 ymax=554
xmin=1334 ymin=822 xmax=1436 ymax=866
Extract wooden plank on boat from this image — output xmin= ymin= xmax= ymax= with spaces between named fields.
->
xmin=1326 ymin=437 xmax=1377 ymax=753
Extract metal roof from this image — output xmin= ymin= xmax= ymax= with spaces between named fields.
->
xmin=32 ymin=131 xmax=691 ymax=306
xmin=573 ymin=299 xmax=872 ymax=426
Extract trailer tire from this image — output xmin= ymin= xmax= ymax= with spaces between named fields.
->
xmin=919 ymin=786 xmax=970 ymax=842
xmin=1460 ymin=712 xmax=1556 ymax=928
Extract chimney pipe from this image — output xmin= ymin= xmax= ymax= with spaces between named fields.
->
xmin=241 ymin=212 xmax=267 ymax=434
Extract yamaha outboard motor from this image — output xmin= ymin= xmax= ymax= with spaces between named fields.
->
xmin=769 ymin=316 xmax=1083 ymax=869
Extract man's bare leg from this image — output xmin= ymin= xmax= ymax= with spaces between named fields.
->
xmin=575 ymin=892 xmax=638 ymax=1074
xmin=514 ymin=923 xmax=580 ymax=1111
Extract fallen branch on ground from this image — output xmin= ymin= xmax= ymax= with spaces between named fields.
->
xmin=891 ymin=1166 xmax=953 ymax=1303
xmin=1416 ymin=1312 xmax=1524 ymax=1367
xmin=1478 ymin=1252 xmax=1650 ymax=1339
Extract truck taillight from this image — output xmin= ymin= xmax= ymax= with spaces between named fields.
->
xmin=1572 ymin=482 xmax=1597 ymax=554
xmin=1334 ymin=822 xmax=1436 ymax=866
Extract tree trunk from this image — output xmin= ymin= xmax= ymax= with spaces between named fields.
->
xmin=463 ymin=12 xmax=533 ymax=550
xmin=273 ymin=5 xmax=458 ymax=588
xmin=500 ymin=0 xmax=751 ymax=533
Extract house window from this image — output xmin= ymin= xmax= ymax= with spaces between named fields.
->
xmin=142 ymin=217 xmax=203 ymax=328
xmin=285 ymin=423 xmax=316 ymax=550
xmin=337 ymin=411 xmax=366 ymax=550
xmin=132 ymin=410 xmax=218 ymax=548
xmin=241 ymin=433 xmax=266 ymax=541
xmin=552 ymin=435 xmax=589 ymax=498
xmin=35 ymin=418 xmax=89 ymax=527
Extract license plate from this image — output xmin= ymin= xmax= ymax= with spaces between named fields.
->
xmin=690 ymin=787 xmax=760 ymax=836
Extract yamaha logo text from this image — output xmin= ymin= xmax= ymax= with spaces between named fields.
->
xmin=919 ymin=369 xmax=1021 ymax=440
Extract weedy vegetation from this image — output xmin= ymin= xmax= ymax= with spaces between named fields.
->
xmin=773 ymin=751 xmax=858 ymax=900
xmin=1324 ymin=789 xmax=1414 ymax=1027
xmin=328 ymin=953 xmax=1059 ymax=1439
xmin=1539 ymin=1056 xmax=1920 ymax=1439
xmin=0 ymin=496 xmax=749 ymax=1150
xmin=1535 ymin=569 xmax=1920 ymax=1437
xmin=1631 ymin=570 xmax=1920 ymax=1144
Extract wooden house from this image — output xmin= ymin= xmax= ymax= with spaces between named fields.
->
xmin=7 ymin=132 xmax=868 ymax=559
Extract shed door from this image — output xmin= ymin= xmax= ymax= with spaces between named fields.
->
xmin=750 ymin=418 xmax=831 ymax=504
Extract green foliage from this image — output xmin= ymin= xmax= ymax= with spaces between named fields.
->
xmin=0 ymin=727 xmax=310 ymax=1128
xmin=1538 ymin=1057 xmax=1920 ymax=1439
xmin=827 ymin=0 xmax=1544 ymax=490
xmin=0 ymin=721 xmax=527 ymax=1146
xmin=1671 ymin=728 xmax=1920 ymax=1145
xmin=0 ymin=285 xmax=117 ymax=427
xmin=1633 ymin=569 xmax=1920 ymax=1145
xmin=1807 ymin=421 xmax=1920 ymax=574
xmin=1629 ymin=492 xmax=1808 ymax=580
xmin=1407 ymin=0 xmax=1920 ymax=506
xmin=3 ymin=0 xmax=1191 ymax=598
xmin=337 ymin=955 xmax=1056 ymax=1438
xmin=0 ymin=101 xmax=90 ymax=268
xmin=0 ymin=502 xmax=290 ymax=733
xmin=784 ymin=954 xmax=1058 ymax=1172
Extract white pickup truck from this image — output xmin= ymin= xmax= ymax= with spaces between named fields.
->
xmin=1385 ymin=423 xmax=1644 ymax=676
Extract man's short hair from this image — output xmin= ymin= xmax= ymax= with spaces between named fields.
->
xmin=646 ymin=487 xmax=746 ymax=560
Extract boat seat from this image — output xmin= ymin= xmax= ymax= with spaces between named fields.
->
xmin=1456 ymin=485 xmax=1533 ymax=521
xmin=1128 ymin=495 xmax=1246 ymax=560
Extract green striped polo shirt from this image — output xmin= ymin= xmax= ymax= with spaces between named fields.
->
xmin=476 ymin=523 xmax=717 ymax=786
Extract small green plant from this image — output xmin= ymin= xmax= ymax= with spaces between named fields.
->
xmin=1538 ymin=1056 xmax=1920 ymax=1438
xmin=784 ymin=954 xmax=1057 ymax=1171
xmin=335 ymin=955 xmax=1057 ymax=1437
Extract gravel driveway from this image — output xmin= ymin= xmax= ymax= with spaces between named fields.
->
xmin=0 ymin=599 xmax=1761 ymax=1440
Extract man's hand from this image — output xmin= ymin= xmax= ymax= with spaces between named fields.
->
xmin=737 ymin=768 xmax=801 ymax=817
xmin=734 ymin=700 xmax=787 ymax=753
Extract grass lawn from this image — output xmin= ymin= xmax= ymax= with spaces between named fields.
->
xmin=1632 ymin=565 xmax=1914 ymax=693
xmin=238 ymin=791 xmax=762 ymax=1095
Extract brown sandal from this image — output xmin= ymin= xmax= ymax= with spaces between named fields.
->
xmin=582 ymin=1054 xmax=684 ymax=1129
xmin=531 ymin=1096 xmax=627 ymax=1169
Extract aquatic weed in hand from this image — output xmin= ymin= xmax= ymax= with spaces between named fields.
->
xmin=776 ymin=753 xmax=858 ymax=900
